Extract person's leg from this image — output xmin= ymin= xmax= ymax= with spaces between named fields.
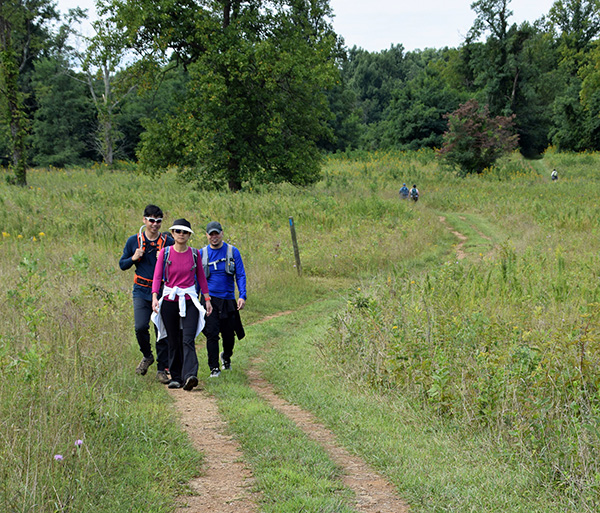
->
xmin=221 ymin=315 xmax=236 ymax=363
xmin=154 ymin=325 xmax=169 ymax=372
xmin=161 ymin=300 xmax=184 ymax=384
xmin=133 ymin=296 xmax=153 ymax=358
xmin=204 ymin=313 xmax=222 ymax=371
xmin=180 ymin=300 xmax=200 ymax=383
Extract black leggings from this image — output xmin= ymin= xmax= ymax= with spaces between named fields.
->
xmin=160 ymin=299 xmax=200 ymax=383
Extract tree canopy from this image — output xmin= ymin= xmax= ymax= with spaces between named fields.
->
xmin=3 ymin=0 xmax=600 ymax=185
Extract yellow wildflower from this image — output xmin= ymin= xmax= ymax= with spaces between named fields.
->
xmin=2 ymin=232 xmax=9 ymax=238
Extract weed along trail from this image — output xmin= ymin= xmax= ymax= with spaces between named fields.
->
xmin=246 ymin=357 xmax=410 ymax=513
xmin=170 ymin=388 xmax=259 ymax=512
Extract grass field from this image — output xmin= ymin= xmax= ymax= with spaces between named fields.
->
xmin=1 ymin=149 xmax=599 ymax=511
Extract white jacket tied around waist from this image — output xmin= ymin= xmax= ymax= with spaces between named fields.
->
xmin=151 ymin=285 xmax=206 ymax=341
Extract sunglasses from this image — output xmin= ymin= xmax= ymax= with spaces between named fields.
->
xmin=173 ymin=229 xmax=190 ymax=234
xmin=145 ymin=217 xmax=163 ymax=224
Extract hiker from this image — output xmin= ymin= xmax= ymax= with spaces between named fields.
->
xmin=151 ymin=219 xmax=212 ymax=391
xmin=399 ymin=183 xmax=409 ymax=199
xmin=201 ymin=221 xmax=247 ymax=378
xmin=551 ymin=169 xmax=558 ymax=181
xmin=410 ymin=184 xmax=419 ymax=202
xmin=119 ymin=204 xmax=174 ymax=383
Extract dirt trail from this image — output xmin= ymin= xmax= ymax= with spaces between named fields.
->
xmin=171 ymin=389 xmax=259 ymax=512
xmin=171 ymin=310 xmax=409 ymax=512
xmin=439 ymin=215 xmax=468 ymax=260
xmin=246 ymin=360 xmax=409 ymax=513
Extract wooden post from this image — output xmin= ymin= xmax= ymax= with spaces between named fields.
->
xmin=289 ymin=216 xmax=302 ymax=276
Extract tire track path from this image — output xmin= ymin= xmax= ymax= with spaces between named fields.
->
xmin=172 ymin=310 xmax=409 ymax=512
xmin=246 ymin=358 xmax=409 ymax=513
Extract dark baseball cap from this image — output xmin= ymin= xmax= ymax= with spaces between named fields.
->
xmin=206 ymin=221 xmax=223 ymax=234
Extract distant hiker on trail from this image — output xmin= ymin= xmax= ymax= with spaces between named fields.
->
xmin=551 ymin=169 xmax=558 ymax=181
xmin=119 ymin=205 xmax=174 ymax=383
xmin=201 ymin=221 xmax=247 ymax=378
xmin=399 ymin=183 xmax=409 ymax=199
xmin=410 ymin=184 xmax=419 ymax=202
xmin=151 ymin=219 xmax=212 ymax=391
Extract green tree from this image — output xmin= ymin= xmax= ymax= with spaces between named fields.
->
xmin=80 ymin=16 xmax=137 ymax=165
xmin=548 ymin=0 xmax=600 ymax=52
xmin=341 ymin=44 xmax=407 ymax=149
xmin=110 ymin=0 xmax=341 ymax=190
xmin=0 ymin=0 xmax=58 ymax=184
xmin=380 ymin=49 xmax=465 ymax=150
xmin=31 ymin=57 xmax=96 ymax=166
xmin=438 ymin=99 xmax=518 ymax=175
xmin=546 ymin=0 xmax=600 ymax=150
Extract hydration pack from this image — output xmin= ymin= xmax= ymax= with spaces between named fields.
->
xmin=201 ymin=244 xmax=236 ymax=278
xmin=133 ymin=227 xmax=169 ymax=288
xmin=137 ymin=225 xmax=168 ymax=253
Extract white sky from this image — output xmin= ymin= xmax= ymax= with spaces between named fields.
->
xmin=56 ymin=0 xmax=558 ymax=52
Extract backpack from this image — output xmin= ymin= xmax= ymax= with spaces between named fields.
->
xmin=133 ymin=227 xmax=169 ymax=288
xmin=137 ymin=225 xmax=168 ymax=253
xmin=410 ymin=188 xmax=419 ymax=198
xmin=201 ymin=244 xmax=236 ymax=278
xmin=162 ymin=246 xmax=200 ymax=292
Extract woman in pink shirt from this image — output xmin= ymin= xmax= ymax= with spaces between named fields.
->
xmin=152 ymin=218 xmax=212 ymax=391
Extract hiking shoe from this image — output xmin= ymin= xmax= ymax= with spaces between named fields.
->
xmin=183 ymin=376 xmax=199 ymax=391
xmin=156 ymin=370 xmax=171 ymax=384
xmin=209 ymin=368 xmax=221 ymax=378
xmin=167 ymin=381 xmax=182 ymax=389
xmin=135 ymin=356 xmax=154 ymax=375
xmin=220 ymin=352 xmax=231 ymax=370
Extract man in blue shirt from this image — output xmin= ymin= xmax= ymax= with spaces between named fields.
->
xmin=399 ymin=183 xmax=409 ymax=199
xmin=201 ymin=221 xmax=247 ymax=378
xmin=119 ymin=205 xmax=174 ymax=383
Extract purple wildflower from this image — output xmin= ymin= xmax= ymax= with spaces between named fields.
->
xmin=75 ymin=440 xmax=83 ymax=446
xmin=54 ymin=454 xmax=64 ymax=461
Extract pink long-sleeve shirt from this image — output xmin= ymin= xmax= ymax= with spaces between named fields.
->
xmin=152 ymin=247 xmax=209 ymax=300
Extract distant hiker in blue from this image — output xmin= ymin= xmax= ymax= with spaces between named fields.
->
xmin=119 ymin=204 xmax=174 ymax=383
xmin=399 ymin=183 xmax=409 ymax=199
xmin=201 ymin=221 xmax=247 ymax=378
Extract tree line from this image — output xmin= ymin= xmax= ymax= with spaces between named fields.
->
xmin=1 ymin=0 xmax=599 ymax=187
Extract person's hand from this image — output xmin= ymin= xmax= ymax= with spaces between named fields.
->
xmin=205 ymin=300 xmax=213 ymax=316
xmin=237 ymin=298 xmax=246 ymax=310
xmin=132 ymin=247 xmax=144 ymax=262
xmin=152 ymin=297 xmax=159 ymax=313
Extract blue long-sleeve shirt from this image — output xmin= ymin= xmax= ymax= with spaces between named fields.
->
xmin=119 ymin=232 xmax=174 ymax=300
xmin=201 ymin=243 xmax=247 ymax=300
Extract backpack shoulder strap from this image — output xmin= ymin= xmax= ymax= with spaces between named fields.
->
xmin=162 ymin=246 xmax=171 ymax=283
xmin=201 ymin=246 xmax=210 ymax=278
xmin=191 ymin=247 xmax=198 ymax=270
xmin=226 ymin=244 xmax=236 ymax=276
xmin=157 ymin=233 xmax=168 ymax=251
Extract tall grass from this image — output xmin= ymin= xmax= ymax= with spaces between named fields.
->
xmin=0 ymin=159 xmax=441 ymax=511
xmin=2 ymin=149 xmax=599 ymax=511
xmin=322 ymin=151 xmax=600 ymax=511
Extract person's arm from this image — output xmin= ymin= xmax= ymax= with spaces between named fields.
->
xmin=234 ymin=248 xmax=247 ymax=309
xmin=152 ymin=248 xmax=165 ymax=294
xmin=196 ymin=253 xmax=213 ymax=315
xmin=119 ymin=236 xmax=138 ymax=270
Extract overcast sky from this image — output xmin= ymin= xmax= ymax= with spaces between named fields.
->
xmin=56 ymin=0 xmax=558 ymax=53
